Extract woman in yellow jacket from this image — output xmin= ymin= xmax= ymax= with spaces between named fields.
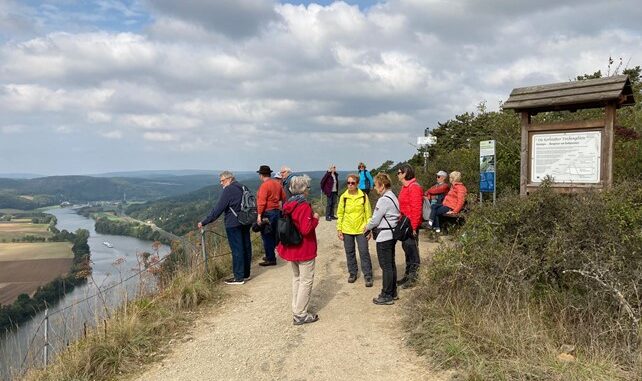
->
xmin=337 ymin=173 xmax=374 ymax=287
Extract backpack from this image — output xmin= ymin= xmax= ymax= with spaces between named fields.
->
xmin=422 ymin=198 xmax=432 ymax=221
xmin=385 ymin=195 xmax=413 ymax=241
xmin=277 ymin=202 xmax=303 ymax=246
xmin=229 ymin=184 xmax=257 ymax=226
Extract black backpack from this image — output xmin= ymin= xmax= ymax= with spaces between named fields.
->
xmin=385 ymin=196 xmax=413 ymax=241
xmin=277 ymin=202 xmax=303 ymax=246
xmin=229 ymin=184 xmax=257 ymax=226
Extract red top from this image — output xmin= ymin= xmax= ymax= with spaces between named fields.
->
xmin=443 ymin=182 xmax=467 ymax=213
xmin=277 ymin=201 xmax=319 ymax=262
xmin=257 ymin=178 xmax=286 ymax=214
xmin=398 ymin=178 xmax=423 ymax=230
xmin=424 ymin=182 xmax=450 ymax=200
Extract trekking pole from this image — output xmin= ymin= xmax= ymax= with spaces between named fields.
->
xmin=200 ymin=228 xmax=208 ymax=269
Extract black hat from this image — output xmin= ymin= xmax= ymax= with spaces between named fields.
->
xmin=257 ymin=165 xmax=272 ymax=175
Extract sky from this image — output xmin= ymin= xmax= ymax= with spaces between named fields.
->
xmin=0 ymin=0 xmax=641 ymax=175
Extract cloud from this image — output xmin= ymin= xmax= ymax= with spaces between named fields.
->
xmin=100 ymin=130 xmax=123 ymax=139
xmin=146 ymin=0 xmax=278 ymax=39
xmin=1 ymin=124 xmax=25 ymax=134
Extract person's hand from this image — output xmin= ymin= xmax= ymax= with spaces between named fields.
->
xmin=337 ymin=232 xmax=344 ymax=241
xmin=257 ymin=215 xmax=262 ymax=224
xmin=446 ymin=211 xmax=455 ymax=215
xmin=197 ymin=222 xmax=203 ymax=229
xmin=313 ymin=213 xmax=319 ymax=220
xmin=365 ymin=231 xmax=371 ymax=241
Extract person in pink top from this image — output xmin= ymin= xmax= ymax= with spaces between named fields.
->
xmin=430 ymin=171 xmax=467 ymax=233
xmin=396 ymin=164 xmax=423 ymax=289
xmin=277 ymin=175 xmax=320 ymax=325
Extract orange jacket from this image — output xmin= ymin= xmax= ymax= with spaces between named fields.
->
xmin=442 ymin=182 xmax=467 ymax=213
xmin=257 ymin=178 xmax=286 ymax=214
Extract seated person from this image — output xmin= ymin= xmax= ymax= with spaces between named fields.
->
xmin=424 ymin=170 xmax=450 ymax=206
xmin=429 ymin=171 xmax=467 ymax=233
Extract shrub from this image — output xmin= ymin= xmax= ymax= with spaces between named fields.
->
xmin=406 ymin=181 xmax=642 ymax=380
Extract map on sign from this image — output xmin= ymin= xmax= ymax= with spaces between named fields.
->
xmin=531 ymin=131 xmax=601 ymax=183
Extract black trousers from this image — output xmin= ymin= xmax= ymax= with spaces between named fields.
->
xmin=376 ymin=239 xmax=397 ymax=298
xmin=401 ymin=231 xmax=420 ymax=279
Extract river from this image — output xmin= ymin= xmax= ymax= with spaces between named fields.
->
xmin=0 ymin=207 xmax=171 ymax=380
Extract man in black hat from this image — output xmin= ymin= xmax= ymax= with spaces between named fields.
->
xmin=256 ymin=165 xmax=286 ymax=266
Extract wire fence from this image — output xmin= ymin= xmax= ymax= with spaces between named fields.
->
xmin=6 ymin=218 xmax=259 ymax=380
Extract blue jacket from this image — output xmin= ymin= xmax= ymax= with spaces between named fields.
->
xmin=201 ymin=181 xmax=243 ymax=228
xmin=358 ymin=170 xmax=374 ymax=191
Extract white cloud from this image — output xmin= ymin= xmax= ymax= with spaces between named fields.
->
xmin=143 ymin=131 xmax=178 ymax=142
xmin=1 ymin=124 xmax=25 ymax=134
xmin=100 ymin=130 xmax=123 ymax=139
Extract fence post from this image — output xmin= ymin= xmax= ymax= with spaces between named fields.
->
xmin=200 ymin=228 xmax=208 ymax=269
xmin=43 ymin=309 xmax=49 ymax=368
xmin=83 ymin=321 xmax=87 ymax=338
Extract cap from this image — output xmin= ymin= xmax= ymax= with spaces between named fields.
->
xmin=436 ymin=170 xmax=448 ymax=177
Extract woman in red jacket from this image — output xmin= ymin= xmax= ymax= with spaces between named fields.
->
xmin=396 ymin=164 xmax=423 ymax=289
xmin=277 ymin=175 xmax=321 ymax=325
xmin=430 ymin=171 xmax=467 ymax=233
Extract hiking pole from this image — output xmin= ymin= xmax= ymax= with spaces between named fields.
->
xmin=200 ymin=228 xmax=208 ymax=269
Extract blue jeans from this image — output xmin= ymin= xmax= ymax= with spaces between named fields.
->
xmin=261 ymin=209 xmax=281 ymax=262
xmin=432 ymin=205 xmax=452 ymax=229
xmin=226 ymin=225 xmax=252 ymax=281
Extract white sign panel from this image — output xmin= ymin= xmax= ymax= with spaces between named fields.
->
xmin=531 ymin=131 xmax=601 ymax=183
xmin=417 ymin=136 xmax=436 ymax=146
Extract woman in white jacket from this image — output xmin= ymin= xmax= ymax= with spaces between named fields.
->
xmin=364 ymin=173 xmax=400 ymax=305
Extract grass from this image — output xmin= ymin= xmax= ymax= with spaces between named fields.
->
xmin=0 ymin=242 xmax=73 ymax=261
xmin=0 ymin=221 xmax=51 ymax=240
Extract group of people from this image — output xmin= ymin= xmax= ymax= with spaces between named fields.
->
xmin=198 ymin=163 xmax=467 ymax=325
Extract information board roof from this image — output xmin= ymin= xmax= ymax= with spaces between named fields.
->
xmin=503 ymin=74 xmax=635 ymax=113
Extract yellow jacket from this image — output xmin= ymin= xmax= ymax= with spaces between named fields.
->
xmin=336 ymin=189 xmax=372 ymax=235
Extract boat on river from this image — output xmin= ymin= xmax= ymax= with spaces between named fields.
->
xmin=103 ymin=241 xmax=114 ymax=248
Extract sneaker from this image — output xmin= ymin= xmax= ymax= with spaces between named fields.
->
xmin=332 ymin=216 xmax=338 ymax=220
xmin=325 ymin=217 xmax=332 ymax=221
xmin=365 ymin=277 xmax=373 ymax=288
xmin=428 ymin=220 xmax=433 ymax=226
xmin=244 ymin=275 xmax=252 ymax=281
xmin=293 ymin=313 xmax=319 ymax=325
xmin=434 ymin=228 xmax=441 ymax=233
xmin=348 ymin=274 xmax=358 ymax=283
xmin=372 ymin=295 xmax=394 ymax=305
xmin=400 ymin=280 xmax=416 ymax=289
xmin=396 ymin=277 xmax=408 ymax=286
xmin=259 ymin=260 xmax=277 ymax=266
xmin=224 ymin=277 xmax=245 ymax=285
xmin=261 ymin=256 xmax=268 ymax=261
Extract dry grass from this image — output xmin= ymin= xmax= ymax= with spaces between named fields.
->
xmin=0 ymin=242 xmax=73 ymax=261
xmin=0 ymin=222 xmax=51 ymax=241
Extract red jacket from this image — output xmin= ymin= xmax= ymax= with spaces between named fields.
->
xmin=398 ymin=178 xmax=423 ymax=230
xmin=424 ymin=182 xmax=450 ymax=201
xmin=277 ymin=200 xmax=319 ymax=262
xmin=443 ymin=182 xmax=467 ymax=213
xmin=257 ymin=178 xmax=286 ymax=214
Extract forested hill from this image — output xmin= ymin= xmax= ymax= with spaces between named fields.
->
xmin=0 ymin=174 xmax=215 ymax=210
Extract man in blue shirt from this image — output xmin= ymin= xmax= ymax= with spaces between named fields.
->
xmin=198 ymin=171 xmax=252 ymax=285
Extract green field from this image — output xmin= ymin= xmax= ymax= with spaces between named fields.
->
xmin=0 ymin=242 xmax=73 ymax=261
xmin=0 ymin=221 xmax=51 ymax=240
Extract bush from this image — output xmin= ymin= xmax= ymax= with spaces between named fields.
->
xmin=406 ymin=181 xmax=642 ymax=380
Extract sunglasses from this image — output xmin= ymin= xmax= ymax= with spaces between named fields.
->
xmin=347 ymin=181 xmax=357 ymax=185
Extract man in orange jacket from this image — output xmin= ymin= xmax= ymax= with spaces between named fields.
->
xmin=396 ymin=164 xmax=423 ymax=288
xmin=256 ymin=165 xmax=286 ymax=266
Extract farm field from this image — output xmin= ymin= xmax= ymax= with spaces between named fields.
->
xmin=0 ymin=242 xmax=73 ymax=305
xmin=0 ymin=221 xmax=51 ymax=241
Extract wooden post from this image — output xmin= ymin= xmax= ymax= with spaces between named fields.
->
xmin=43 ymin=309 xmax=49 ymax=368
xmin=520 ymin=112 xmax=531 ymax=196
xmin=603 ymin=103 xmax=616 ymax=188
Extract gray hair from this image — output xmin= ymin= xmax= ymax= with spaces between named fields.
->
xmin=219 ymin=171 xmax=235 ymax=181
xmin=280 ymin=166 xmax=292 ymax=174
xmin=289 ymin=175 xmax=311 ymax=195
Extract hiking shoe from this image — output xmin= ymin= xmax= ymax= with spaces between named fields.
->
xmin=365 ymin=277 xmax=373 ymax=287
xmin=325 ymin=217 xmax=332 ymax=221
xmin=224 ymin=277 xmax=245 ymax=285
xmin=293 ymin=313 xmax=319 ymax=325
xmin=348 ymin=274 xmax=358 ymax=283
xmin=400 ymin=280 xmax=416 ymax=289
xmin=259 ymin=260 xmax=277 ymax=266
xmin=244 ymin=275 xmax=252 ymax=281
xmin=428 ymin=220 xmax=433 ymax=227
xmin=332 ymin=216 xmax=338 ymax=220
xmin=261 ymin=256 xmax=268 ymax=261
xmin=434 ymin=228 xmax=441 ymax=233
xmin=372 ymin=295 xmax=394 ymax=305
xmin=396 ymin=277 xmax=408 ymax=286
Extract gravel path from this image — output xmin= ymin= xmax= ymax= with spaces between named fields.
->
xmin=134 ymin=219 xmax=447 ymax=381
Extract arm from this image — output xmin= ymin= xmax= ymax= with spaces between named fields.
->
xmin=364 ymin=194 xmax=372 ymax=221
xmin=201 ymin=188 xmax=231 ymax=226
xmin=336 ymin=193 xmax=345 ymax=232
xmin=366 ymin=198 xmax=387 ymax=231
xmin=451 ymin=185 xmax=467 ymax=213
xmin=409 ymin=185 xmax=423 ymax=230
xmin=426 ymin=183 xmax=449 ymax=196
xmin=320 ymin=172 xmax=329 ymax=189
xmin=366 ymin=171 xmax=374 ymax=186
xmin=280 ymin=186 xmax=286 ymax=203
xmin=295 ymin=203 xmax=319 ymax=236
xmin=256 ymin=183 xmax=267 ymax=215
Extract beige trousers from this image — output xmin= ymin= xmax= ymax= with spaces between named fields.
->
xmin=291 ymin=259 xmax=315 ymax=317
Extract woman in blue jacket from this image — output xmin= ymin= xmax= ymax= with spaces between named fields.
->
xmin=357 ymin=162 xmax=374 ymax=196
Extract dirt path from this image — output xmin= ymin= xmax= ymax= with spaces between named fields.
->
xmin=134 ymin=220 xmax=447 ymax=381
